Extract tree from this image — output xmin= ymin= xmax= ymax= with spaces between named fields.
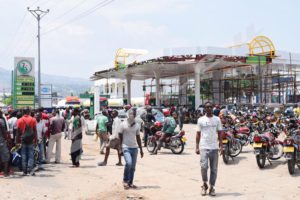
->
xmin=3 ymin=96 xmax=12 ymax=106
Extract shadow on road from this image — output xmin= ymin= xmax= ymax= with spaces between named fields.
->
xmin=42 ymin=168 xmax=61 ymax=172
xmin=79 ymin=165 xmax=97 ymax=169
xmin=231 ymin=156 xmax=247 ymax=165
xmin=156 ymin=151 xmax=191 ymax=156
xmin=35 ymin=174 xmax=55 ymax=178
xmin=81 ymin=158 xmax=96 ymax=161
xmin=222 ymin=156 xmax=247 ymax=165
xmin=135 ymin=185 xmax=161 ymax=190
xmin=241 ymin=149 xmax=253 ymax=154
xmin=263 ymin=160 xmax=286 ymax=170
xmin=214 ymin=192 xmax=243 ymax=198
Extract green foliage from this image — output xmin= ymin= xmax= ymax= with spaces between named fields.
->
xmin=3 ymin=96 xmax=12 ymax=105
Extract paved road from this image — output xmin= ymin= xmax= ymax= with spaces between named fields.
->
xmin=1 ymin=124 xmax=300 ymax=200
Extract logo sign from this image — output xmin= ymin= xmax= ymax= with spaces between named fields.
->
xmin=42 ymin=87 xmax=50 ymax=93
xmin=17 ymin=60 xmax=32 ymax=75
xmin=41 ymin=85 xmax=52 ymax=95
xmin=14 ymin=57 xmax=35 ymax=77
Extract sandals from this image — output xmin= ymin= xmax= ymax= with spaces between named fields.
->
xmin=123 ymin=182 xmax=138 ymax=189
xmin=129 ymin=184 xmax=138 ymax=189
xmin=123 ymin=182 xmax=130 ymax=190
xmin=201 ymin=184 xmax=208 ymax=196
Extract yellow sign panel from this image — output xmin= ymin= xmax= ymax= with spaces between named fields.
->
xmin=16 ymin=105 xmax=34 ymax=109
xmin=17 ymin=100 xmax=34 ymax=105
xmin=16 ymin=76 xmax=35 ymax=82
xmin=16 ymin=96 xmax=35 ymax=100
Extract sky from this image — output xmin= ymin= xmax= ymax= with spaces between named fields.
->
xmin=0 ymin=0 xmax=299 ymax=79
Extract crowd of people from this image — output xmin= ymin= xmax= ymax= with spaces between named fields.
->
xmin=0 ymin=106 xmax=90 ymax=177
xmin=2 ymin=102 xmax=294 ymax=196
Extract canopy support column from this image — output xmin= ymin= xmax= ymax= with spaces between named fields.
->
xmin=126 ymin=75 xmax=132 ymax=105
xmin=154 ymin=71 xmax=161 ymax=107
xmin=194 ymin=66 xmax=201 ymax=110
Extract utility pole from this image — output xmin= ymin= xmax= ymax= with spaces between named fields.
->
xmin=28 ymin=7 xmax=49 ymax=107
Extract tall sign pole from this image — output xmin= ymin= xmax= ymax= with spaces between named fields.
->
xmin=28 ymin=7 xmax=49 ymax=107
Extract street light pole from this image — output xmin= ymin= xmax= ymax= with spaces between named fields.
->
xmin=28 ymin=7 xmax=49 ymax=108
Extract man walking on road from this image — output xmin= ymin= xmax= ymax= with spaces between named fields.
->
xmin=35 ymin=112 xmax=46 ymax=167
xmin=119 ymin=108 xmax=143 ymax=189
xmin=70 ymin=108 xmax=83 ymax=167
xmin=98 ymin=110 xmax=122 ymax=166
xmin=47 ymin=110 xmax=65 ymax=164
xmin=96 ymin=110 xmax=109 ymax=154
xmin=195 ymin=102 xmax=223 ymax=196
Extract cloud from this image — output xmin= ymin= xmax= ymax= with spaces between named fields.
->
xmin=110 ymin=19 xmax=167 ymax=37
xmin=43 ymin=21 xmax=93 ymax=37
xmin=60 ymin=24 xmax=94 ymax=36
xmin=100 ymin=0 xmax=193 ymax=17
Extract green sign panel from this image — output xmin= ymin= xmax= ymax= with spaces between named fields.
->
xmin=13 ymin=57 xmax=35 ymax=109
xmin=246 ymin=56 xmax=267 ymax=65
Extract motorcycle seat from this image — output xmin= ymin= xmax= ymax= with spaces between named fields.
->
xmin=238 ymin=127 xmax=250 ymax=134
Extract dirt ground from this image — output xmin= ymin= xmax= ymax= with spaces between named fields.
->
xmin=1 ymin=124 xmax=300 ymax=200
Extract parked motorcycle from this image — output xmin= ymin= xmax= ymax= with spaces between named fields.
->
xmin=221 ymin=129 xmax=243 ymax=164
xmin=232 ymin=125 xmax=255 ymax=147
xmin=147 ymin=130 xmax=186 ymax=154
xmin=253 ymin=127 xmax=283 ymax=168
xmin=283 ymin=129 xmax=300 ymax=174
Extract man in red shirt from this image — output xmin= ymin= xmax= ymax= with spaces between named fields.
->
xmin=16 ymin=108 xmax=37 ymax=176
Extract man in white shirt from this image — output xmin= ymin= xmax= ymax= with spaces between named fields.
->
xmin=119 ymin=108 xmax=143 ymax=189
xmin=36 ymin=112 xmax=46 ymax=167
xmin=98 ymin=110 xmax=123 ymax=166
xmin=195 ymin=102 xmax=223 ymax=196
xmin=8 ymin=111 xmax=18 ymax=144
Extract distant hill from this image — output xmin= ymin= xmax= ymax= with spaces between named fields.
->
xmin=0 ymin=67 xmax=92 ymax=97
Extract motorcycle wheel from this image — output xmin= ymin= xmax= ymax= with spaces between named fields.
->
xmin=256 ymin=154 xmax=266 ymax=169
xmin=222 ymin=145 xmax=230 ymax=164
xmin=288 ymin=154 xmax=296 ymax=175
xmin=269 ymin=143 xmax=283 ymax=161
xmin=170 ymin=138 xmax=184 ymax=154
xmin=230 ymin=140 xmax=243 ymax=157
xmin=146 ymin=138 xmax=157 ymax=153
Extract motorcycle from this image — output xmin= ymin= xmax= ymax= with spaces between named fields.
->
xmin=253 ymin=126 xmax=283 ymax=169
xmin=232 ymin=125 xmax=255 ymax=147
xmin=147 ymin=130 xmax=187 ymax=154
xmin=283 ymin=129 xmax=300 ymax=174
xmin=221 ymin=129 xmax=243 ymax=164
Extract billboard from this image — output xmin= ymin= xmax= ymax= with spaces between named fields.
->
xmin=41 ymin=84 xmax=52 ymax=108
xmin=13 ymin=57 xmax=35 ymax=109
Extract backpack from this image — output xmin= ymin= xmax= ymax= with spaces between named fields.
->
xmin=22 ymin=119 xmax=34 ymax=144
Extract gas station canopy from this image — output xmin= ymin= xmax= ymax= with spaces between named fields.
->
xmin=91 ymin=55 xmax=252 ymax=81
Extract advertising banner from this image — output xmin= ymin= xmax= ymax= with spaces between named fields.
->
xmin=41 ymin=84 xmax=52 ymax=108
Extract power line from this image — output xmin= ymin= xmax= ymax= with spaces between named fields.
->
xmin=42 ymin=0 xmax=115 ymax=36
xmin=22 ymin=37 xmax=36 ymax=56
xmin=45 ymin=0 xmax=89 ymax=25
xmin=0 ymin=13 xmax=28 ymax=60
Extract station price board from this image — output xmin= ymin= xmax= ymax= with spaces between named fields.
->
xmin=15 ymin=76 xmax=35 ymax=108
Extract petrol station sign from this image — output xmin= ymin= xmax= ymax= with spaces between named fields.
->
xmin=13 ymin=57 xmax=35 ymax=109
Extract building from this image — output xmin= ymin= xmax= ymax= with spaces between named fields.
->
xmin=91 ymin=36 xmax=300 ymax=109
xmin=94 ymin=78 xmax=126 ymax=99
